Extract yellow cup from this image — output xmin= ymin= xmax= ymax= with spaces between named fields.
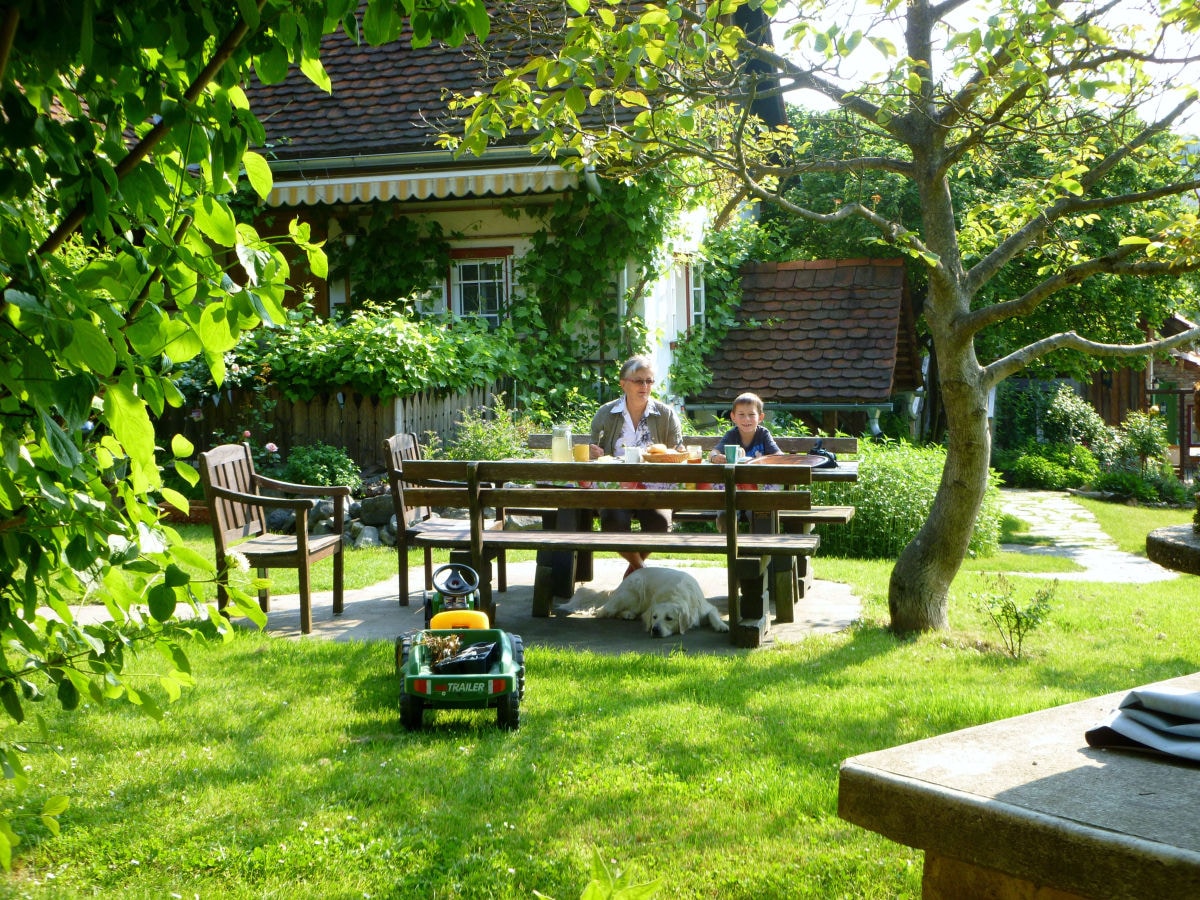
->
xmin=572 ymin=443 xmax=591 ymax=462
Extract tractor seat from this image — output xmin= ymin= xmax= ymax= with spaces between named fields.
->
xmin=430 ymin=610 xmax=490 ymax=630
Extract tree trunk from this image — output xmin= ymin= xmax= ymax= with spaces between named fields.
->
xmin=888 ymin=311 xmax=993 ymax=632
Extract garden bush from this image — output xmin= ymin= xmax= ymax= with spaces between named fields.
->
xmin=992 ymin=441 xmax=1099 ymax=489
xmin=1091 ymin=470 xmax=1159 ymax=504
xmin=427 ymin=394 xmax=537 ymax=461
xmin=1041 ymin=383 xmax=1109 ymax=447
xmin=282 ymin=442 xmax=363 ymax=491
xmin=810 ymin=440 xmax=1002 ymax=559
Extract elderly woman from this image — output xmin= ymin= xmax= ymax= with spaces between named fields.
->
xmin=587 ymin=355 xmax=684 ymax=578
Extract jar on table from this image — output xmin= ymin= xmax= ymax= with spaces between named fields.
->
xmin=551 ymin=424 xmax=573 ymax=462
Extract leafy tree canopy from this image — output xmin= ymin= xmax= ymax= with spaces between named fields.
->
xmin=0 ymin=0 xmax=488 ymax=866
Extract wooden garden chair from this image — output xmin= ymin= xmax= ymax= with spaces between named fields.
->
xmin=383 ymin=432 xmax=507 ymax=607
xmin=199 ymin=442 xmax=351 ymax=634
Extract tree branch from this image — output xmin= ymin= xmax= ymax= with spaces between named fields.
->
xmin=0 ymin=5 xmax=18 ymax=87
xmin=34 ymin=0 xmax=267 ymax=260
xmin=964 ymin=95 xmax=1200 ymax=297
xmin=986 ymin=325 xmax=1200 ymax=387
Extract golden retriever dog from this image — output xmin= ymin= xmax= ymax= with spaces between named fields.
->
xmin=596 ymin=567 xmax=729 ymax=638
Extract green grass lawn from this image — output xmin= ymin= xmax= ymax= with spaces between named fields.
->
xmin=6 ymin=501 xmax=1197 ymax=898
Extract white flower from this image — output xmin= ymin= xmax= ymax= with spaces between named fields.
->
xmin=227 ymin=551 xmax=251 ymax=574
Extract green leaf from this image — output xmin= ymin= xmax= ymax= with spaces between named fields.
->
xmin=39 ymin=412 xmax=83 ymax=468
xmin=0 ymin=683 xmax=23 ymax=724
xmin=57 ymin=678 xmax=79 ymax=712
xmin=148 ymin=583 xmax=177 ymax=622
xmin=193 ymin=196 xmax=238 ymax=248
xmin=163 ymin=563 xmax=190 ymax=588
xmin=254 ymin=43 xmax=289 ymax=84
xmin=171 ymin=434 xmax=195 ymax=459
xmin=300 ymin=55 xmax=332 ymax=93
xmin=566 ymin=0 xmax=588 ymax=14
xmin=102 ymin=382 xmax=158 ymax=491
xmin=235 ymin=0 xmax=260 ymax=29
xmin=241 ymin=150 xmax=273 ymax=200
xmin=64 ymin=317 xmax=117 ymax=376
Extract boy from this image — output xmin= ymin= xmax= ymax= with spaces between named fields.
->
xmin=709 ymin=392 xmax=783 ymax=462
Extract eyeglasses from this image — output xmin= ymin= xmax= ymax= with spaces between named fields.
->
xmin=624 ymin=378 xmax=655 ymax=386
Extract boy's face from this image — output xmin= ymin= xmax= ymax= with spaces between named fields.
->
xmin=731 ymin=403 xmax=761 ymax=436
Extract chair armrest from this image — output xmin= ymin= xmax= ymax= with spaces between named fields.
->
xmin=256 ymin=475 xmax=352 ymax=500
xmin=207 ymin=485 xmax=317 ymax=512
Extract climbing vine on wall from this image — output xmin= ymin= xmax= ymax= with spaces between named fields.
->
xmin=327 ymin=204 xmax=452 ymax=312
xmin=509 ymin=172 xmax=682 ymax=415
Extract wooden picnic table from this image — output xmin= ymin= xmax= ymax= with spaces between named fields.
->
xmin=396 ymin=457 xmax=842 ymax=646
xmin=519 ymin=456 xmax=858 ymax=645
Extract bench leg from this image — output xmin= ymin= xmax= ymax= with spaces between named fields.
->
xmin=772 ymin=557 xmax=796 ymax=625
xmin=731 ymin=556 xmax=771 ymax=648
xmin=532 ymin=564 xmax=555 ymax=618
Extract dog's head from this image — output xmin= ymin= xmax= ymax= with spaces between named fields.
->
xmin=642 ymin=598 xmax=692 ymax=638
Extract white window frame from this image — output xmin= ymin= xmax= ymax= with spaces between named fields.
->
xmin=449 ymin=249 xmax=511 ymax=328
xmin=689 ymin=259 xmax=706 ymax=327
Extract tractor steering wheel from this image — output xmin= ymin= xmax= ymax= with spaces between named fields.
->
xmin=431 ymin=563 xmax=480 ymax=597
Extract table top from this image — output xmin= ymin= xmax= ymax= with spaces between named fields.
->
xmin=838 ymin=671 xmax=1200 ymax=898
xmin=512 ymin=457 xmax=859 ymax=483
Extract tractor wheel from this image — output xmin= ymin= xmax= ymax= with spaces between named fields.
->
xmin=496 ymin=692 xmax=520 ymax=731
xmin=394 ymin=635 xmax=411 ymax=674
xmin=510 ymin=634 xmax=526 ymax=699
xmin=400 ymin=693 xmax=424 ymax=731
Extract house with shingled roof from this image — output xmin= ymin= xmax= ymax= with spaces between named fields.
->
xmin=688 ymin=259 xmax=923 ymax=437
xmin=243 ymin=24 xmax=704 ymax=395
xmin=244 ymin=22 xmax=925 ymax=441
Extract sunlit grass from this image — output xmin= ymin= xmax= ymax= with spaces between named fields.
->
xmin=11 ymin=563 xmax=1199 ymax=899
xmin=1074 ymin=497 xmax=1194 ymax=555
xmin=8 ymin=495 xmax=1199 ymax=897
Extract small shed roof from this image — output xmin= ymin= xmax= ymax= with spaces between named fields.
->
xmin=691 ymin=258 xmax=922 ymax=410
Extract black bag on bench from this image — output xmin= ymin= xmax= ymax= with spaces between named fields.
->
xmin=810 ymin=439 xmax=838 ymax=468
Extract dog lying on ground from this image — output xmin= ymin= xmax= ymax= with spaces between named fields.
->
xmin=595 ymin=567 xmax=729 ymax=638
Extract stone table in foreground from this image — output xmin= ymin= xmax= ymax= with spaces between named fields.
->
xmin=838 ymin=672 xmax=1200 ymax=899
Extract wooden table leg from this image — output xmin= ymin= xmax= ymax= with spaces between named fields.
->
xmin=532 ymin=563 xmax=555 ymax=618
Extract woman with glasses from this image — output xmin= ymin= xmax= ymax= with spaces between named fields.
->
xmin=587 ymin=355 xmax=684 ymax=578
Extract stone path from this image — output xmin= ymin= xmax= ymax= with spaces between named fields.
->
xmin=998 ymin=488 xmax=1178 ymax=583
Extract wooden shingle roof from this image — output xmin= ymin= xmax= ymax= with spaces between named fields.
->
xmin=246 ymin=30 xmax=501 ymax=163
xmin=691 ymin=258 xmax=922 ymax=408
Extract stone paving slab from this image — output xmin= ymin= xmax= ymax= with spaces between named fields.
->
xmin=233 ymin=558 xmax=863 ymax=655
xmin=999 ymin=488 xmax=1179 ymax=583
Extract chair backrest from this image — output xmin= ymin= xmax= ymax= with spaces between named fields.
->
xmin=383 ymin=432 xmax=433 ymax=529
xmin=199 ymin=443 xmax=267 ymax=552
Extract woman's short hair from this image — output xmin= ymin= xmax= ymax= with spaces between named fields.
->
xmin=618 ymin=355 xmax=655 ymax=380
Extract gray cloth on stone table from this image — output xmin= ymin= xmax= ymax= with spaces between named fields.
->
xmin=1085 ymin=687 xmax=1200 ymax=762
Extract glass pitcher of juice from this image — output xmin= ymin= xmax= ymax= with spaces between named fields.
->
xmin=551 ymin=424 xmax=573 ymax=462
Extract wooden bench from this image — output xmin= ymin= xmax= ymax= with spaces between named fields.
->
xmin=394 ymin=459 xmax=825 ymax=647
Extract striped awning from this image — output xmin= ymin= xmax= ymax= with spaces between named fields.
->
xmin=268 ymin=164 xmax=578 ymax=207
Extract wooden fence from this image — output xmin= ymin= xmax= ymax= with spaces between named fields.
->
xmin=157 ymin=383 xmax=501 ymax=472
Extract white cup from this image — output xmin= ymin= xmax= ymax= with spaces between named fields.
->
xmin=624 ymin=446 xmax=642 ymax=464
